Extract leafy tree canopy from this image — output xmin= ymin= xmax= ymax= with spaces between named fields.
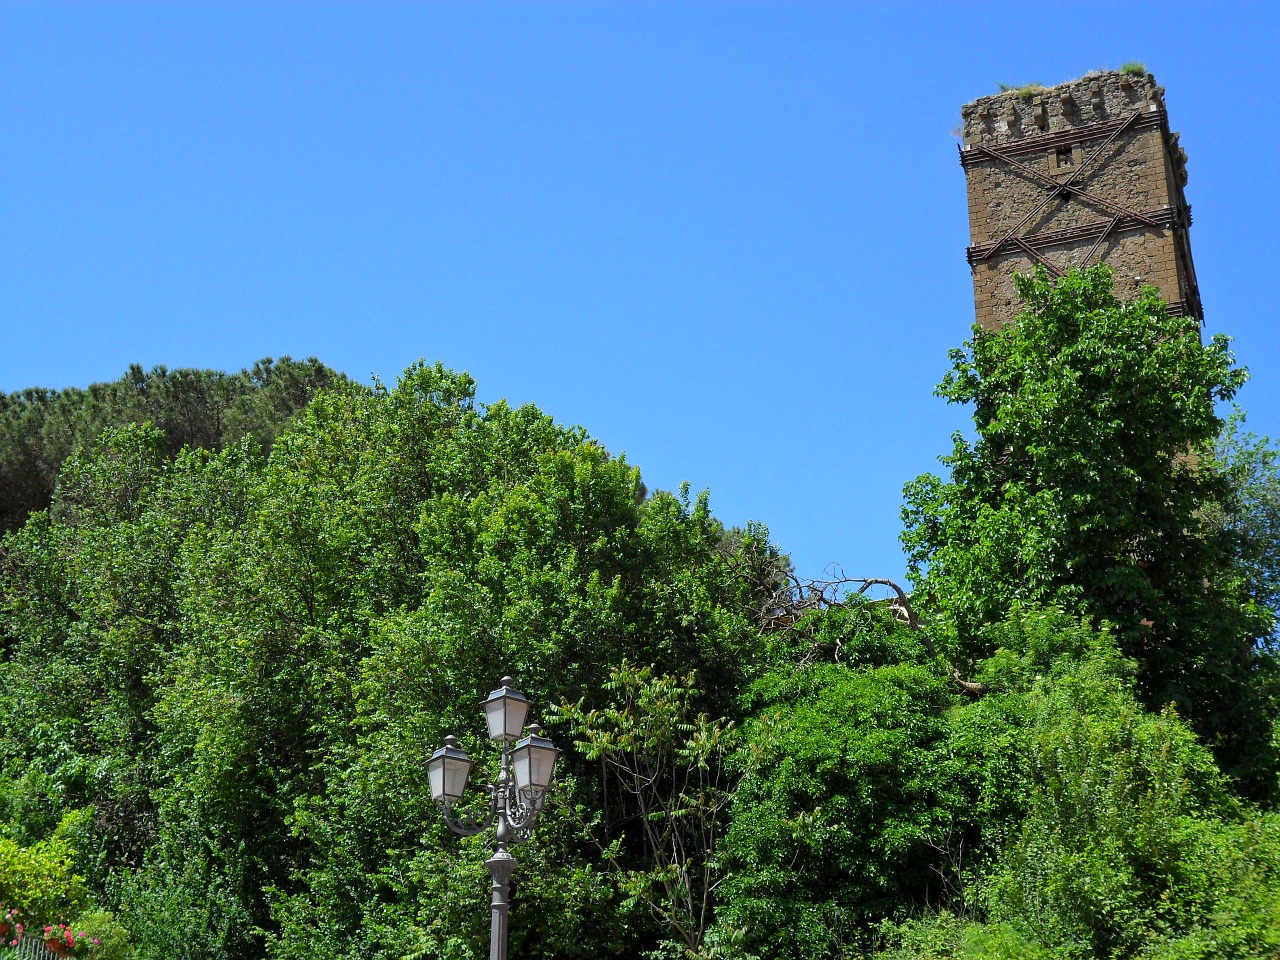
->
xmin=0 ymin=356 xmax=344 ymax=534
xmin=901 ymin=266 xmax=1276 ymax=792
xmin=0 ymin=361 xmax=771 ymax=960
xmin=1 ymin=271 xmax=1278 ymax=960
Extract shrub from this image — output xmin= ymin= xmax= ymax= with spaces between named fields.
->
xmin=720 ymin=662 xmax=956 ymax=959
xmin=69 ymin=909 xmax=132 ymax=960
xmin=0 ymin=812 xmax=91 ymax=927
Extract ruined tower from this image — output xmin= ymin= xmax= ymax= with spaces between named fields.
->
xmin=960 ymin=70 xmax=1201 ymax=330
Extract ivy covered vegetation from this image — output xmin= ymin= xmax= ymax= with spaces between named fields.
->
xmin=1 ymin=267 xmax=1278 ymax=959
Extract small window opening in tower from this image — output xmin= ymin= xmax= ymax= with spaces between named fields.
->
xmin=1056 ymin=145 xmax=1075 ymax=169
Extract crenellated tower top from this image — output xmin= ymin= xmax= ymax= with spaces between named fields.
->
xmin=960 ymin=69 xmax=1200 ymax=329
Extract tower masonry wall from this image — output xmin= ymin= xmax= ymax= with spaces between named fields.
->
xmin=960 ymin=71 xmax=1199 ymax=330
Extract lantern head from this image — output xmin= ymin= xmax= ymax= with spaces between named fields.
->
xmin=512 ymin=723 xmax=560 ymax=796
xmin=482 ymin=676 xmax=530 ymax=742
xmin=427 ymin=735 xmax=474 ymax=804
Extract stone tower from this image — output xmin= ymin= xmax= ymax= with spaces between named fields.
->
xmin=960 ymin=70 xmax=1201 ymax=330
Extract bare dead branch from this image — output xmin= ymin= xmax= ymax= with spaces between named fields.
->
xmin=756 ymin=569 xmax=987 ymax=696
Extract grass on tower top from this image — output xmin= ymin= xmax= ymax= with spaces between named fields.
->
xmin=996 ymin=81 xmax=1045 ymax=100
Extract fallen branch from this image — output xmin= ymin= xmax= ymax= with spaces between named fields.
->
xmin=758 ymin=569 xmax=986 ymax=696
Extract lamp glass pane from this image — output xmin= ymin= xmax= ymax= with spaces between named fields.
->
xmin=531 ymin=745 xmax=558 ymax=789
xmin=443 ymin=755 xmax=472 ymax=800
xmin=427 ymin=758 xmax=445 ymax=801
xmin=505 ymin=696 xmax=530 ymax=739
xmin=513 ymin=748 xmax=531 ymax=792
xmin=482 ymin=697 xmax=504 ymax=740
xmin=428 ymin=741 xmax=473 ymax=802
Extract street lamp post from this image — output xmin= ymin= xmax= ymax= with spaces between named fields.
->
xmin=427 ymin=676 xmax=561 ymax=960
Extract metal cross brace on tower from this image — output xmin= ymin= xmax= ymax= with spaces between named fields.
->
xmin=963 ymin=106 xmax=1187 ymax=277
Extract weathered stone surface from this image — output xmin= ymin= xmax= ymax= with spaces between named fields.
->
xmin=960 ymin=71 xmax=1200 ymax=329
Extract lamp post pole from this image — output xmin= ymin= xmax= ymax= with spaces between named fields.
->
xmin=427 ymin=677 xmax=560 ymax=960
xmin=486 ymin=831 xmax=516 ymax=960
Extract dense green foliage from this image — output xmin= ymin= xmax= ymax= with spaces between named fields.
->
xmin=901 ymin=267 xmax=1277 ymax=795
xmin=1211 ymin=411 xmax=1280 ymax=638
xmin=1 ymin=267 xmax=1277 ymax=959
xmin=551 ymin=662 xmax=739 ymax=955
xmin=0 ymin=362 xmax=767 ymax=958
xmin=873 ymin=609 xmax=1280 ymax=959
xmin=0 ymin=811 xmax=90 ymax=926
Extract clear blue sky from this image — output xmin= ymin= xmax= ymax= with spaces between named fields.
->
xmin=3 ymin=1 xmax=1278 ymax=584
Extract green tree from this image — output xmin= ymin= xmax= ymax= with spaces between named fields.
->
xmin=260 ymin=366 xmax=764 ymax=959
xmin=874 ymin=606 xmax=1280 ymax=960
xmin=1210 ymin=411 xmax=1280 ymax=641
xmin=551 ymin=661 xmax=740 ymax=958
xmin=0 ymin=356 xmax=341 ymax=534
xmin=0 ymin=361 xmax=765 ymax=959
xmin=901 ymin=265 xmax=1275 ymax=793
xmin=0 ymin=811 xmax=92 ymax=927
xmin=718 ymin=656 xmax=956 ymax=959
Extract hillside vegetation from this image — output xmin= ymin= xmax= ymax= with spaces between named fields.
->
xmin=0 ymin=267 xmax=1277 ymax=959
xmin=0 ymin=356 xmax=343 ymax=534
